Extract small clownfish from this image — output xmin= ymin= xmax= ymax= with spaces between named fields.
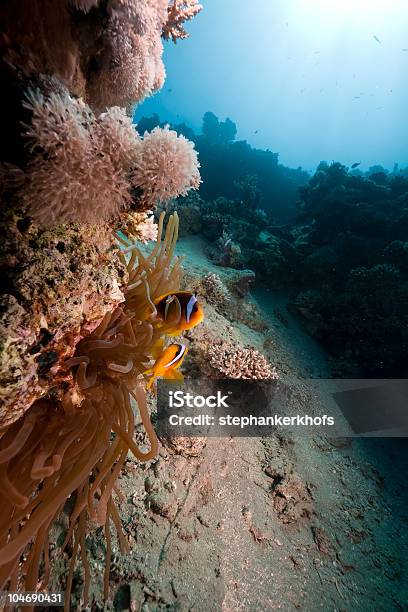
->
xmin=144 ymin=342 xmax=188 ymax=390
xmin=154 ymin=291 xmax=204 ymax=336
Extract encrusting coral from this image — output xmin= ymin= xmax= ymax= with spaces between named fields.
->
xmin=0 ymin=213 xmax=183 ymax=605
xmin=0 ymin=218 xmax=126 ymax=428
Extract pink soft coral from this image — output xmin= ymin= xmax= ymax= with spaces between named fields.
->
xmin=21 ymin=89 xmax=140 ymax=225
xmin=19 ymin=88 xmax=201 ymax=225
xmin=132 ymin=126 xmax=201 ymax=209
xmin=87 ymin=0 xmax=169 ymax=110
xmin=163 ymin=0 xmax=202 ymax=43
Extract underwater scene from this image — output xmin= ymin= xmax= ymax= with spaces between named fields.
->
xmin=0 ymin=0 xmax=407 ymax=610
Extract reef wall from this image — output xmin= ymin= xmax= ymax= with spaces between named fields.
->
xmin=0 ymin=0 xmax=203 ymax=604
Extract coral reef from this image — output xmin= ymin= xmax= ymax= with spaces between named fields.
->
xmin=212 ymin=231 xmax=242 ymax=268
xmin=290 ymin=162 xmax=408 ymax=376
xmin=164 ymin=192 xmax=203 ymax=235
xmin=0 ymin=0 xmax=202 ymax=604
xmin=151 ymin=166 xmax=298 ymax=285
xmin=227 ymin=269 xmax=256 ymax=297
xmin=11 ymin=86 xmax=200 ymax=226
xmin=137 ymin=112 xmax=310 ymax=222
xmin=0 ymin=216 xmax=125 ymax=427
xmin=205 ymin=341 xmax=277 ymax=380
xmin=163 ymin=0 xmax=203 ymax=43
xmin=184 ymin=269 xmax=266 ymax=333
xmin=159 ymin=135 xmax=408 ymax=376
xmin=0 ymin=0 xmax=201 ymax=115
xmin=0 ymin=214 xmax=184 ymax=603
xmin=131 ymin=126 xmax=201 ymax=210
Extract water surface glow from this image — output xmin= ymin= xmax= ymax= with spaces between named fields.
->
xmin=137 ymin=0 xmax=408 ymax=171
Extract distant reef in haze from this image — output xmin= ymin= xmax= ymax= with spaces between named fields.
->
xmin=136 ymin=111 xmax=310 ymax=222
xmin=139 ymin=111 xmax=408 ymax=378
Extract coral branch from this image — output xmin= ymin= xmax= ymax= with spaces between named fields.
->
xmin=163 ymin=0 xmax=203 ymax=43
xmin=206 ymin=341 xmax=278 ymax=380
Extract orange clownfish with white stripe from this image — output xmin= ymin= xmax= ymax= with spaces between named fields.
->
xmin=144 ymin=342 xmax=189 ymax=390
xmin=154 ymin=291 xmax=204 ymax=336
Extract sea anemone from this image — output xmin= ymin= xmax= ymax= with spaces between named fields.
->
xmin=0 ymin=213 xmax=183 ymax=606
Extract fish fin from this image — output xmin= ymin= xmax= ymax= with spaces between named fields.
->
xmin=145 ymin=376 xmax=156 ymax=391
xmin=165 ymin=296 xmax=182 ymax=325
xmin=151 ymin=339 xmax=164 ymax=359
xmin=165 ymin=329 xmax=181 ymax=337
xmin=165 ymin=370 xmax=184 ymax=382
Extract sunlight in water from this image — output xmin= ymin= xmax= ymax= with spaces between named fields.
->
xmin=140 ymin=0 xmax=408 ymax=169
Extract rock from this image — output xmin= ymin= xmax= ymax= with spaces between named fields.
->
xmin=225 ymin=269 xmax=256 ymax=297
xmin=270 ymin=472 xmax=314 ymax=524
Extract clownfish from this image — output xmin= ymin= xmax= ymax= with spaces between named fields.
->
xmin=154 ymin=291 xmax=204 ymax=336
xmin=144 ymin=342 xmax=188 ymax=390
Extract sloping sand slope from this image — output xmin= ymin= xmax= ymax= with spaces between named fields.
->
xmin=49 ymin=236 xmax=408 ymax=611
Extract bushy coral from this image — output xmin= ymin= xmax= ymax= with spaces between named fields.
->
xmin=200 ymin=273 xmax=231 ymax=309
xmin=132 ymin=126 xmax=201 ymax=210
xmin=206 ymin=341 xmax=277 ymax=380
xmin=87 ymin=0 xmax=169 ymax=110
xmin=163 ymin=0 xmax=203 ymax=43
xmin=15 ymin=87 xmax=201 ymax=226
xmin=1 ymin=1 xmax=201 ymax=116
xmin=20 ymin=89 xmax=140 ymax=225
xmin=119 ymin=210 xmax=159 ymax=244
